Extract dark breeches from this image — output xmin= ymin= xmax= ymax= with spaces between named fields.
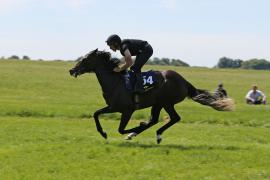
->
xmin=246 ymin=99 xmax=265 ymax=105
xmin=130 ymin=45 xmax=153 ymax=73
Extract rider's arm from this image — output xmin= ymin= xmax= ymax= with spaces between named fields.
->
xmin=119 ymin=49 xmax=133 ymax=71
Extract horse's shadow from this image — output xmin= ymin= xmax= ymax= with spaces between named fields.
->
xmin=114 ymin=141 xmax=246 ymax=151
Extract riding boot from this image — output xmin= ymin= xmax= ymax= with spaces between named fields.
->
xmin=134 ymin=73 xmax=144 ymax=94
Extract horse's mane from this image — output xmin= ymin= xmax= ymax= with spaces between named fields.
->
xmin=96 ymin=50 xmax=111 ymax=60
xmin=97 ymin=50 xmax=120 ymax=67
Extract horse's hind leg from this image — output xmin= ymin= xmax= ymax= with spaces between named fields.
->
xmin=118 ymin=110 xmax=134 ymax=135
xmin=156 ymin=105 xmax=181 ymax=144
xmin=125 ymin=105 xmax=162 ymax=140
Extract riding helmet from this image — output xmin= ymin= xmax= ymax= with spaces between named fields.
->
xmin=106 ymin=34 xmax=121 ymax=45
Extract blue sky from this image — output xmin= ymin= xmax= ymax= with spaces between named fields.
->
xmin=1 ymin=0 xmax=270 ymax=67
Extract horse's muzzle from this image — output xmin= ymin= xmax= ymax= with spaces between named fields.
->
xmin=69 ymin=69 xmax=78 ymax=78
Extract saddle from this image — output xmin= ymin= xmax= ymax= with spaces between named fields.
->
xmin=123 ymin=70 xmax=157 ymax=93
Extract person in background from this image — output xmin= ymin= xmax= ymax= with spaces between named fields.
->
xmin=214 ymin=82 xmax=227 ymax=99
xmin=245 ymin=84 xmax=266 ymax=105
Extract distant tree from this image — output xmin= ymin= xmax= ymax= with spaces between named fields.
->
xmin=217 ymin=57 xmax=242 ymax=68
xmin=146 ymin=57 xmax=190 ymax=67
xmin=8 ymin=55 xmax=20 ymax=60
xmin=160 ymin=58 xmax=170 ymax=65
xmin=22 ymin=55 xmax=30 ymax=60
xmin=217 ymin=57 xmax=233 ymax=68
xmin=146 ymin=59 xmax=155 ymax=65
xmin=171 ymin=59 xmax=190 ymax=67
xmin=241 ymin=59 xmax=270 ymax=70
xmin=233 ymin=59 xmax=243 ymax=68
xmin=152 ymin=57 xmax=161 ymax=65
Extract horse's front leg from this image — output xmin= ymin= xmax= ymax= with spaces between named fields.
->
xmin=93 ymin=106 xmax=115 ymax=139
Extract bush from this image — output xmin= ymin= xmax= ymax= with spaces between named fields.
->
xmin=8 ymin=55 xmax=20 ymax=60
xmin=217 ymin=57 xmax=242 ymax=68
xmin=241 ymin=59 xmax=270 ymax=70
xmin=22 ymin=55 xmax=30 ymax=60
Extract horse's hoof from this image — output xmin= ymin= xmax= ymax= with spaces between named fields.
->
xmin=124 ymin=136 xmax=132 ymax=140
xmin=125 ymin=132 xmax=137 ymax=140
xmin=157 ymin=134 xmax=162 ymax=144
xmin=101 ymin=132 xmax=107 ymax=139
xmin=140 ymin=121 xmax=148 ymax=126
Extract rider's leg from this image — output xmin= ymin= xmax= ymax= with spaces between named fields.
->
xmin=130 ymin=45 xmax=153 ymax=93
xmin=133 ymin=72 xmax=144 ymax=93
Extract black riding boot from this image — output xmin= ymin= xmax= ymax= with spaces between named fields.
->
xmin=134 ymin=73 xmax=144 ymax=94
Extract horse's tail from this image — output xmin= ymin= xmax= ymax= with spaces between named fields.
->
xmin=186 ymin=81 xmax=235 ymax=111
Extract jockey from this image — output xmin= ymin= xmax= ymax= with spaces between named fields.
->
xmin=106 ymin=34 xmax=153 ymax=94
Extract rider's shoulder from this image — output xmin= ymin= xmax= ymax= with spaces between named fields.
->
xmin=121 ymin=39 xmax=130 ymax=44
xmin=120 ymin=39 xmax=131 ymax=50
xmin=122 ymin=39 xmax=143 ymax=44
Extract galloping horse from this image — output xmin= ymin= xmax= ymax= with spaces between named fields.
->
xmin=69 ymin=49 xmax=234 ymax=143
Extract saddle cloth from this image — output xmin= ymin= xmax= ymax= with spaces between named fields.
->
xmin=123 ymin=70 xmax=157 ymax=92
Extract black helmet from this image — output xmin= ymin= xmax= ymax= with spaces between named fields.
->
xmin=106 ymin=34 xmax=121 ymax=45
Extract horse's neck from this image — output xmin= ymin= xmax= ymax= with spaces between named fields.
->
xmin=95 ymin=68 xmax=121 ymax=95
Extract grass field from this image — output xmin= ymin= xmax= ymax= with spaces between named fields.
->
xmin=0 ymin=60 xmax=270 ymax=179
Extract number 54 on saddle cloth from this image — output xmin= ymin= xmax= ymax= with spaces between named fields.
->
xmin=123 ymin=70 xmax=157 ymax=93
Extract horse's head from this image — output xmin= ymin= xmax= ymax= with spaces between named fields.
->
xmin=69 ymin=48 xmax=114 ymax=77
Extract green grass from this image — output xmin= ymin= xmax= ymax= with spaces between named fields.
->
xmin=0 ymin=60 xmax=270 ymax=179
xmin=0 ymin=117 xmax=270 ymax=179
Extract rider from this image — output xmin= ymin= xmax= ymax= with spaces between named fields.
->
xmin=106 ymin=34 xmax=153 ymax=93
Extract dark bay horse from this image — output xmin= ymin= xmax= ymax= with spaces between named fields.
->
xmin=69 ymin=49 xmax=234 ymax=143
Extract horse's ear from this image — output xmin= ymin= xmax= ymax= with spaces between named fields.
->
xmin=89 ymin=48 xmax=98 ymax=55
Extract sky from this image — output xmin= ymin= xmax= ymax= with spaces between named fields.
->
xmin=1 ymin=0 xmax=270 ymax=67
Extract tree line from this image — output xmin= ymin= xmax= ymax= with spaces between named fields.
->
xmin=2 ymin=55 xmax=270 ymax=70
xmin=75 ymin=56 xmax=190 ymax=67
xmin=1 ymin=55 xmax=190 ymax=67
xmin=1 ymin=55 xmax=30 ymax=60
xmin=146 ymin=57 xmax=190 ymax=67
xmin=216 ymin=57 xmax=270 ymax=70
